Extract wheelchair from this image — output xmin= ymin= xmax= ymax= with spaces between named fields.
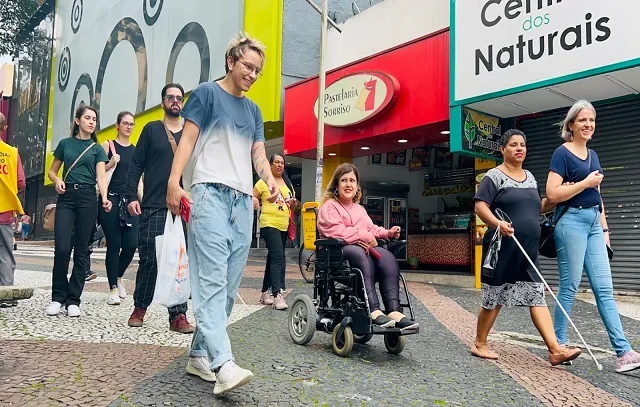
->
xmin=287 ymin=202 xmax=419 ymax=357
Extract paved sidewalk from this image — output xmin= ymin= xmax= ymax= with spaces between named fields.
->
xmin=1 ymin=254 xmax=639 ymax=406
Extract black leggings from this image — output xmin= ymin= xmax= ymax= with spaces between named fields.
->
xmin=52 ymin=187 xmax=97 ymax=307
xmin=342 ymin=245 xmax=400 ymax=313
xmin=261 ymin=227 xmax=287 ymax=296
xmin=99 ymin=195 xmax=138 ymax=289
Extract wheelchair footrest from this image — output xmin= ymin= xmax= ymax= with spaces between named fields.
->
xmin=370 ymin=325 xmax=419 ymax=335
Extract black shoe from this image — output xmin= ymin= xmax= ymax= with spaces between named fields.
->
xmin=372 ymin=314 xmax=395 ymax=328
xmin=396 ymin=317 xmax=419 ymax=330
xmin=0 ymin=301 xmax=15 ymax=308
xmin=85 ymin=272 xmax=97 ymax=281
xmin=13 ymin=244 xmax=17 ymax=250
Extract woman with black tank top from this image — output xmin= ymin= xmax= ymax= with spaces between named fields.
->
xmin=100 ymin=111 xmax=139 ymax=306
xmin=546 ymin=100 xmax=639 ymax=373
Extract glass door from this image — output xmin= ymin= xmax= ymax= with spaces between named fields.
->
xmin=365 ymin=196 xmax=386 ymax=227
xmin=388 ymin=198 xmax=408 ymax=260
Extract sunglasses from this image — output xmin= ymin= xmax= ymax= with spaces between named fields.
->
xmin=164 ymin=95 xmax=184 ymax=103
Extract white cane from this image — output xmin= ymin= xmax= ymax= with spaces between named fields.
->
xmin=509 ymin=231 xmax=603 ymax=370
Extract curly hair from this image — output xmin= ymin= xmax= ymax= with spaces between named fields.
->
xmin=322 ymin=163 xmax=362 ymax=204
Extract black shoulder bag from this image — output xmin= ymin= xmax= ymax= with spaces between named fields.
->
xmin=539 ymin=149 xmax=591 ymax=258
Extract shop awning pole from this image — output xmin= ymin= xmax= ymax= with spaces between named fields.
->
xmin=314 ymin=0 xmax=329 ymax=202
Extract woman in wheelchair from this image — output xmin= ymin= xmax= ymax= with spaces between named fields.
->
xmin=317 ymin=163 xmax=418 ymax=330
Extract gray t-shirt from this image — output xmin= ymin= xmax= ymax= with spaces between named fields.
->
xmin=180 ymin=82 xmax=265 ymax=195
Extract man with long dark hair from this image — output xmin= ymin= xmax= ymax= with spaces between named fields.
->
xmin=126 ymin=83 xmax=194 ymax=333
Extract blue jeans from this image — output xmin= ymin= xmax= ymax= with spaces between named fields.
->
xmin=187 ymin=183 xmax=252 ymax=369
xmin=553 ymin=206 xmax=630 ymax=356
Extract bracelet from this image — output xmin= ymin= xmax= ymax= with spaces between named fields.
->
xmin=603 ymin=228 xmax=610 ymax=233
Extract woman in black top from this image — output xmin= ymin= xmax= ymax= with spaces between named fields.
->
xmin=546 ymin=100 xmax=640 ymax=373
xmin=46 ymin=106 xmax=111 ymax=317
xmin=100 ymin=111 xmax=139 ymax=306
xmin=472 ymin=129 xmax=580 ymax=366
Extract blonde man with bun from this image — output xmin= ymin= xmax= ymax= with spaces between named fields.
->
xmin=167 ymin=32 xmax=278 ymax=395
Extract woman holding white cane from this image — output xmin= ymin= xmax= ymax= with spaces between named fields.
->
xmin=546 ymin=100 xmax=640 ymax=373
xmin=472 ymin=129 xmax=581 ymax=366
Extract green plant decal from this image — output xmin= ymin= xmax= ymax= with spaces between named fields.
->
xmin=464 ymin=112 xmax=476 ymax=149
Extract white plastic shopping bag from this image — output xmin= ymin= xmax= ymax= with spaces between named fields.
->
xmin=153 ymin=211 xmax=190 ymax=307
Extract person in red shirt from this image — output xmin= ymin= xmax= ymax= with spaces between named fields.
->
xmin=0 ymin=112 xmax=26 ymax=307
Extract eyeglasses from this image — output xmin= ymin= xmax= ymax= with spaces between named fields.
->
xmin=120 ymin=121 xmax=135 ymax=128
xmin=238 ymin=60 xmax=263 ymax=78
xmin=164 ymin=95 xmax=184 ymax=103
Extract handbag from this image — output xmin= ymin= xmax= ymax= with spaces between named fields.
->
xmin=43 ymin=204 xmax=57 ymax=232
xmin=539 ymin=206 xmax=569 ymax=258
xmin=287 ymin=210 xmax=296 ymax=242
xmin=539 ymin=150 xmax=591 ymax=258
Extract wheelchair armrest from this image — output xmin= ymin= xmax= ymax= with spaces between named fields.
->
xmin=315 ymin=238 xmax=344 ymax=246
xmin=376 ymin=238 xmax=388 ymax=247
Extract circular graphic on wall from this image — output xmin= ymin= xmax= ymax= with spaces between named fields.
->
xmin=58 ymin=47 xmax=71 ymax=91
xmin=143 ymin=0 xmax=164 ymax=26
xmin=71 ymin=0 xmax=83 ymax=34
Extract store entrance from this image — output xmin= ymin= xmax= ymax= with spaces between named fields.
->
xmin=355 ymin=142 xmax=476 ymax=273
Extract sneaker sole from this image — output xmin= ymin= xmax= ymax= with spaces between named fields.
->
xmin=128 ymin=321 xmax=143 ymax=327
xmin=108 ymin=301 xmax=121 ymax=305
xmin=85 ymin=274 xmax=97 ymax=281
xmin=186 ymin=364 xmax=216 ymax=382
xmin=616 ymin=361 xmax=640 ymax=373
xmin=213 ymin=372 xmax=254 ymax=395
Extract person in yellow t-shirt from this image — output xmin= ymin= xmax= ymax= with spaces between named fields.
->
xmin=253 ymin=153 xmax=297 ymax=310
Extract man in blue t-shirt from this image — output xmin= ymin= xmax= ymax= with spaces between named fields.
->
xmin=167 ymin=32 xmax=278 ymax=395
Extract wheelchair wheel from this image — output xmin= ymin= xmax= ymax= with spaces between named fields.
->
xmin=384 ymin=333 xmax=405 ymax=355
xmin=332 ymin=324 xmax=354 ymax=357
xmin=353 ymin=333 xmax=373 ymax=344
xmin=288 ymin=295 xmax=316 ymax=345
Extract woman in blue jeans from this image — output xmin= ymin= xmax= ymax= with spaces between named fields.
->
xmin=546 ymin=100 xmax=640 ymax=373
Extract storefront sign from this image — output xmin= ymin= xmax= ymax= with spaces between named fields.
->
xmin=313 ymin=72 xmax=399 ymax=127
xmin=453 ymin=0 xmax=638 ymax=102
xmin=454 ymin=107 xmax=502 ymax=159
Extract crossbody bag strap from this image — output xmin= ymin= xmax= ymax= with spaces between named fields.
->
xmin=162 ymin=120 xmax=178 ymax=154
xmin=63 ymin=142 xmax=96 ymax=183
xmin=552 ymin=205 xmax=570 ymax=226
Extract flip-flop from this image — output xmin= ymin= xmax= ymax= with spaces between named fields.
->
xmin=471 ymin=344 xmax=499 ymax=360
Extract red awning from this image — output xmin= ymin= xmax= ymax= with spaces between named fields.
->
xmin=284 ymin=29 xmax=450 ymax=159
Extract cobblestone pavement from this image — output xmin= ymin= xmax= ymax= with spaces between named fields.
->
xmin=1 ymin=248 xmax=639 ymax=406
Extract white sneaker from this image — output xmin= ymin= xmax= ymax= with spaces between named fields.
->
xmin=107 ymin=288 xmax=121 ymax=305
xmin=46 ymin=301 xmax=62 ymax=316
xmin=117 ymin=277 xmax=126 ymax=299
xmin=186 ymin=356 xmax=216 ymax=382
xmin=67 ymin=304 xmax=81 ymax=317
xmin=213 ymin=360 xmax=253 ymax=395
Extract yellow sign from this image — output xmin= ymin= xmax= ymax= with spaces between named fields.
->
xmin=302 ymin=202 xmax=319 ymax=251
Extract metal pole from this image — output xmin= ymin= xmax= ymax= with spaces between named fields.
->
xmin=314 ymin=0 xmax=329 ymax=203
xmin=302 ymin=0 xmax=342 ymax=33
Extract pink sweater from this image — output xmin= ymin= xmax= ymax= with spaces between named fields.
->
xmin=317 ymin=199 xmax=389 ymax=244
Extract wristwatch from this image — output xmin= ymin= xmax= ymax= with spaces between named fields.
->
xmin=603 ymin=228 xmax=610 ymax=233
